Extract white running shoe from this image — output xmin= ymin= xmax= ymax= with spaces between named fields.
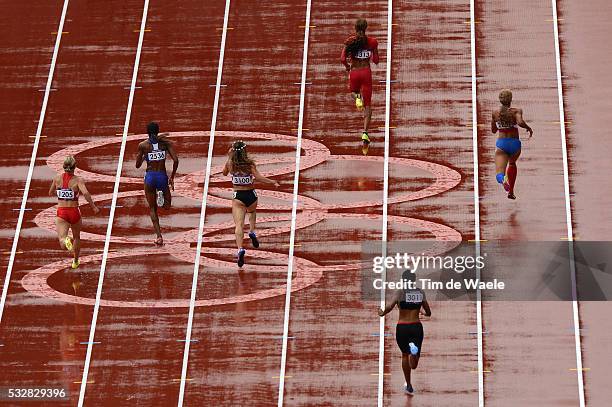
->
xmin=409 ymin=342 xmax=419 ymax=356
xmin=156 ymin=190 xmax=164 ymax=207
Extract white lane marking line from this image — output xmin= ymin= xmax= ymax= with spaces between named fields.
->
xmin=277 ymin=1 xmax=311 ymax=406
xmin=469 ymin=0 xmax=485 ymax=405
xmin=0 ymin=0 xmax=70 ymax=325
xmin=77 ymin=1 xmax=150 ymax=405
xmin=377 ymin=0 xmax=393 ymax=406
xmin=550 ymin=1 xmax=585 ymax=405
xmin=176 ymin=1 xmax=231 ymax=406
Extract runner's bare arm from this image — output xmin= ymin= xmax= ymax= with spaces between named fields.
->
xmin=166 ymin=141 xmax=179 ymax=180
xmin=252 ymin=164 xmax=280 ymax=187
xmin=515 ymin=108 xmax=533 ymax=137
xmin=77 ymin=178 xmax=99 ymax=214
xmin=379 ymin=290 xmax=402 ymax=317
xmin=420 ymin=292 xmax=432 ymax=317
xmin=135 ymin=143 xmax=145 ymax=169
xmin=222 ymin=157 xmax=231 ymax=176
xmin=491 ymin=111 xmax=498 ymax=134
xmin=48 ymin=177 xmax=57 ymax=197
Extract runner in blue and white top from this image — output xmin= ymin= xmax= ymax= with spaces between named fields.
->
xmin=136 ymin=122 xmax=179 ymax=246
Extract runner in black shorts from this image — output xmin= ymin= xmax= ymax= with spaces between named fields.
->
xmin=222 ymin=140 xmax=280 ymax=268
xmin=379 ymin=270 xmax=431 ymax=395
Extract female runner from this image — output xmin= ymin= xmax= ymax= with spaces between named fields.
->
xmin=222 ymin=140 xmax=279 ymax=268
xmin=48 ymin=156 xmax=99 ymax=269
xmin=341 ymin=18 xmax=379 ymax=145
xmin=135 ymin=122 xmax=179 ymax=246
xmin=491 ymin=89 xmax=534 ymax=199
xmin=379 ymin=270 xmax=431 ymax=395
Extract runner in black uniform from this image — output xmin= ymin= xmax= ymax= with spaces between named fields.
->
xmin=222 ymin=140 xmax=279 ymax=267
xmin=379 ymin=270 xmax=432 ymax=395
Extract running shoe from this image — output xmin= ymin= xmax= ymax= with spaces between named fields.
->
xmin=361 ymin=132 xmax=370 ymax=144
xmin=64 ymin=236 xmax=73 ymax=252
xmin=71 ymin=259 xmax=80 ymax=269
xmin=355 ymin=95 xmax=364 ymax=111
xmin=249 ymin=231 xmax=260 ymax=248
xmin=237 ymin=248 xmax=246 ymax=268
xmin=409 ymin=342 xmax=419 ymax=356
xmin=404 ymin=383 xmax=414 ymax=395
xmin=502 ymin=175 xmax=511 ymax=192
xmin=507 ymin=192 xmax=516 ymax=200
xmin=156 ymin=190 xmax=164 ymax=207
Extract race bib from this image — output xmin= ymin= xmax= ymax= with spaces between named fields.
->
xmin=355 ymin=49 xmax=371 ymax=59
xmin=147 ymin=150 xmax=166 ymax=161
xmin=232 ymin=175 xmax=252 ymax=185
xmin=57 ymin=189 xmax=75 ymax=200
xmin=405 ymin=291 xmax=423 ymax=304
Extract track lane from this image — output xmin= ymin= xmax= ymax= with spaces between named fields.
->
xmin=476 ymin=0 xmax=582 ymax=404
xmin=78 ymin=1 xmax=226 ymax=405
xmin=558 ymin=0 xmax=612 ymax=405
xmin=0 ymin=1 xmax=153 ymax=404
xmin=181 ymin=0 xmax=307 ymax=405
xmin=383 ymin=0 xmax=479 ymax=405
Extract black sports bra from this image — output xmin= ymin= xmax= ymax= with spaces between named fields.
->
xmin=399 ymin=289 xmax=424 ymax=310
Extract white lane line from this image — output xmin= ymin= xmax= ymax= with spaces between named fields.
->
xmin=176 ymin=0 xmax=231 ymax=405
xmin=77 ymin=1 xmax=150 ymax=405
xmin=277 ymin=0 xmax=311 ymax=405
xmin=0 ymin=0 xmax=70 ymax=325
xmin=469 ymin=0 xmax=485 ymax=405
xmin=377 ymin=0 xmax=393 ymax=406
xmin=550 ymin=1 xmax=585 ymax=406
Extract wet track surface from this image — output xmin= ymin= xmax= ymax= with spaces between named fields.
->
xmin=0 ymin=0 xmax=609 ymax=406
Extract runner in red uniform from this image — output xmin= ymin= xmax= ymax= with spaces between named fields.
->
xmin=341 ymin=18 xmax=379 ymax=146
xmin=48 ymin=156 xmax=99 ymax=269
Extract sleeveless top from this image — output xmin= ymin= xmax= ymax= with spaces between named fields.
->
xmin=398 ymin=289 xmax=424 ymax=310
xmin=145 ymin=140 xmax=166 ymax=162
xmin=231 ymin=172 xmax=254 ymax=186
xmin=56 ymin=172 xmax=79 ymax=201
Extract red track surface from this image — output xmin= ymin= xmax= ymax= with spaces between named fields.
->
xmin=0 ymin=0 xmax=608 ymax=406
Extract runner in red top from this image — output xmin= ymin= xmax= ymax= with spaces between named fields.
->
xmin=341 ymin=18 xmax=379 ymax=146
xmin=48 ymin=156 xmax=99 ymax=269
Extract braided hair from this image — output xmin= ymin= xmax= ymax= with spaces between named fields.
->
xmin=345 ymin=19 xmax=368 ymax=58
xmin=230 ymin=140 xmax=255 ymax=174
xmin=498 ymin=89 xmax=515 ymax=127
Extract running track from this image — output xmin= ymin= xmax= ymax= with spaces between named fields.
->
xmin=0 ymin=0 xmax=609 ymax=406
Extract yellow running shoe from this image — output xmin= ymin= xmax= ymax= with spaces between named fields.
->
xmin=361 ymin=132 xmax=370 ymax=144
xmin=64 ymin=236 xmax=73 ymax=252
xmin=71 ymin=259 xmax=80 ymax=269
xmin=355 ymin=95 xmax=364 ymax=111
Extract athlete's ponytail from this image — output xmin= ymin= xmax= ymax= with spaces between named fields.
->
xmin=498 ymin=89 xmax=514 ymax=127
xmin=345 ymin=18 xmax=368 ymax=57
xmin=230 ymin=140 xmax=255 ymax=174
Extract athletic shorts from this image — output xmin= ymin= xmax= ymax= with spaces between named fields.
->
xmin=396 ymin=322 xmax=424 ymax=355
xmin=144 ymin=170 xmax=168 ymax=191
xmin=349 ymin=67 xmax=372 ymax=106
xmin=495 ymin=137 xmax=521 ymax=156
xmin=57 ymin=206 xmax=81 ymax=225
xmin=233 ymin=189 xmax=258 ymax=208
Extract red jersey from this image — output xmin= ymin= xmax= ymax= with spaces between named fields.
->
xmin=341 ymin=36 xmax=379 ymax=66
xmin=56 ymin=172 xmax=79 ymax=201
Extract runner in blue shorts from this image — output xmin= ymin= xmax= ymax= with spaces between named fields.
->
xmin=491 ymin=89 xmax=533 ymax=199
xmin=136 ymin=122 xmax=179 ymax=246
